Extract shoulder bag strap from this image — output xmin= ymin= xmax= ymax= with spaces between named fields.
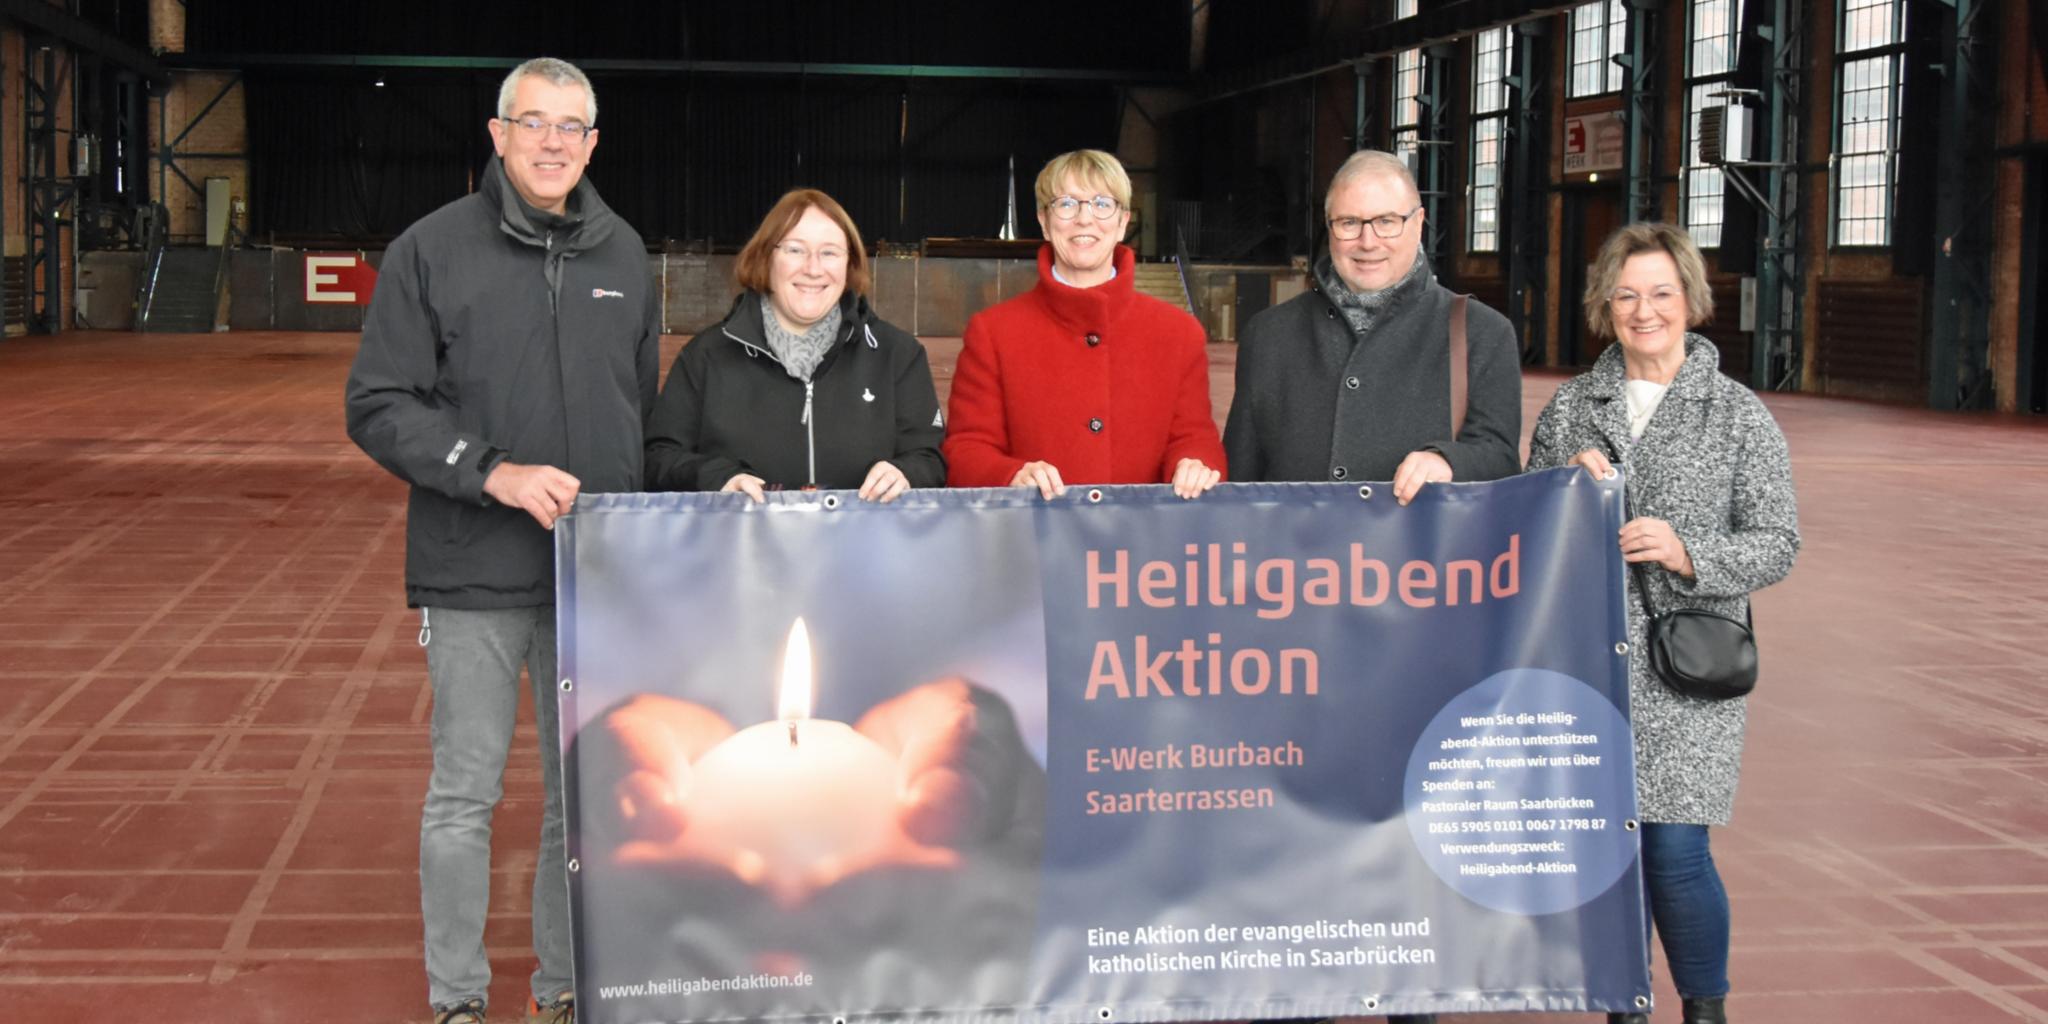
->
xmin=1449 ymin=294 xmax=1470 ymax=437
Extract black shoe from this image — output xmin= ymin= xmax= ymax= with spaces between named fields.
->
xmin=1608 ymin=1014 xmax=1650 ymax=1024
xmin=1681 ymin=996 xmax=1727 ymax=1024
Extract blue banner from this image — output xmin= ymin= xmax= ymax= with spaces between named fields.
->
xmin=557 ymin=468 xmax=1650 ymax=1024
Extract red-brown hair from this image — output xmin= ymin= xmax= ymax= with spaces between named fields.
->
xmin=734 ymin=188 xmax=871 ymax=296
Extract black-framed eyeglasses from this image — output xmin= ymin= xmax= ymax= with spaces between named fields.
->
xmin=1327 ymin=207 xmax=1420 ymax=240
xmin=1046 ymin=195 xmax=1121 ymax=221
xmin=500 ymin=116 xmax=593 ymax=143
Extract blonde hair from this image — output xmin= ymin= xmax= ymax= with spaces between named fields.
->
xmin=1034 ymin=149 xmax=1133 ymax=210
xmin=1582 ymin=221 xmax=1715 ymax=338
xmin=734 ymin=189 xmax=871 ymax=296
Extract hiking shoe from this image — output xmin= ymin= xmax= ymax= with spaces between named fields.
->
xmin=528 ymin=991 xmax=573 ymax=1024
xmin=434 ymin=998 xmax=486 ymax=1024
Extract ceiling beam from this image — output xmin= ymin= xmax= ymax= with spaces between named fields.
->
xmin=163 ymin=52 xmax=1188 ymax=85
xmin=1197 ymin=0 xmax=1583 ymax=104
xmin=0 ymin=0 xmax=167 ymax=86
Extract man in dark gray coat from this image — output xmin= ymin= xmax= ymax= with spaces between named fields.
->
xmin=1225 ymin=151 xmax=1522 ymax=1024
xmin=345 ymin=56 xmax=658 ymax=1024
xmin=1224 ymin=150 xmax=1522 ymax=507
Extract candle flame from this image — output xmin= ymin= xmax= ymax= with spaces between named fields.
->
xmin=778 ymin=617 xmax=813 ymax=721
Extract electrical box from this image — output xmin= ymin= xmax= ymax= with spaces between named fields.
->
xmin=1699 ymin=105 xmax=1753 ymax=165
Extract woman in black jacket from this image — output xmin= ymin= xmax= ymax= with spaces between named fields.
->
xmin=645 ymin=189 xmax=945 ymax=501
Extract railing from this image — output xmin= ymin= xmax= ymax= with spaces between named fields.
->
xmin=1172 ymin=225 xmax=1198 ymax=316
xmin=206 ymin=224 xmax=246 ymax=332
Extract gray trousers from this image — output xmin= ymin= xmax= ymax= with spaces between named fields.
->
xmin=419 ymin=605 xmax=572 ymax=1011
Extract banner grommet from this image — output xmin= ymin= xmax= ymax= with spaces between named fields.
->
xmin=1086 ymin=489 xmax=1104 ymax=503
xmin=1357 ymin=485 xmax=1373 ymax=500
xmin=823 ymin=495 xmax=842 ymax=510
xmin=1613 ymin=642 xmax=1629 ymax=655
xmin=559 ymin=678 xmax=573 ymax=692
xmin=1362 ymin=996 xmax=1381 ymax=1011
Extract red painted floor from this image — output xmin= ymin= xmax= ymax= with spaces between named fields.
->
xmin=2 ymin=330 xmax=2046 ymax=1023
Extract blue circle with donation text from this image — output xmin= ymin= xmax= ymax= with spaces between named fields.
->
xmin=1402 ymin=668 xmax=1638 ymax=915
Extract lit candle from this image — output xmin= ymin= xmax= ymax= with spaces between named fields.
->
xmin=680 ymin=618 xmax=902 ymax=904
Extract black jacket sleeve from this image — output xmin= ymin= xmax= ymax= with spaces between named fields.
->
xmin=637 ymin=274 xmax=662 ymax=443
xmin=343 ymin=233 xmax=500 ymax=505
xmin=1432 ymin=301 xmax=1524 ymax=483
xmin=644 ymin=338 xmax=748 ymax=491
xmin=1221 ymin=317 xmax=1267 ymax=483
xmin=889 ymin=339 xmax=948 ymax=489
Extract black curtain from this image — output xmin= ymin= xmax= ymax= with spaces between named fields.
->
xmin=244 ymin=72 xmax=1118 ymax=245
xmin=245 ymin=71 xmax=489 ymax=239
xmin=187 ymin=0 xmax=1181 ymax=72
xmin=901 ymin=80 xmax=1119 ymax=242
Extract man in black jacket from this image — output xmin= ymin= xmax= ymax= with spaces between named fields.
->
xmin=1224 ymin=150 xmax=1522 ymax=510
xmin=344 ymin=56 xmax=658 ymax=1024
xmin=1224 ymin=151 xmax=1522 ymax=1024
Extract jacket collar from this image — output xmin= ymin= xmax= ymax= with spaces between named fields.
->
xmin=1587 ymin=333 xmax=1723 ymax=401
xmin=1308 ymin=250 xmax=1434 ymax=324
xmin=721 ymin=290 xmax=877 ymax=360
xmin=482 ymin=156 xmax=616 ymax=254
xmin=1586 ymin=333 xmax=1723 ymax=457
xmin=1029 ymin=243 xmax=1138 ymax=333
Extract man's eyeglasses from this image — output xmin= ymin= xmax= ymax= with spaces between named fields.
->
xmin=775 ymin=242 xmax=849 ymax=268
xmin=501 ymin=116 xmax=593 ymax=143
xmin=1609 ymin=287 xmax=1684 ymax=314
xmin=1327 ymin=207 xmax=1421 ymax=240
xmin=1046 ymin=195 xmax=1121 ymax=221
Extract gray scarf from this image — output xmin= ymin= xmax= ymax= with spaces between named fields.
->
xmin=1315 ymin=247 xmax=1433 ymax=338
xmin=761 ymin=302 xmax=843 ymax=383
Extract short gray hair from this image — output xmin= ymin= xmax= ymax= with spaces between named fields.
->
xmin=497 ymin=57 xmax=597 ymax=126
xmin=1324 ymin=149 xmax=1420 ymax=214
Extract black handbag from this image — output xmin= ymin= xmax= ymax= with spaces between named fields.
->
xmin=1633 ymin=562 xmax=1757 ymax=701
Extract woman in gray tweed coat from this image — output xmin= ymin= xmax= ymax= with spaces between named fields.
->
xmin=1527 ymin=222 xmax=1799 ymax=1024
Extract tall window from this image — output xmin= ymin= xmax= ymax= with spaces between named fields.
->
xmin=1568 ymin=0 xmax=1628 ymax=98
xmin=1469 ymin=27 xmax=1508 ymax=252
xmin=1393 ymin=48 xmax=1423 ymax=169
xmin=1834 ymin=0 xmax=1904 ymax=246
xmin=1683 ymin=0 xmax=1744 ymax=248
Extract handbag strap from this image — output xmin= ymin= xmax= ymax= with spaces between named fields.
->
xmin=1628 ymin=546 xmax=1754 ymax=628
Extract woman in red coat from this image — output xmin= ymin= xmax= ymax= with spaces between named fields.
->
xmin=943 ymin=149 xmax=1225 ymax=498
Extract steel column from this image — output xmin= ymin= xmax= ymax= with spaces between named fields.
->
xmin=1418 ymin=43 xmax=1454 ymax=271
xmin=1927 ymin=0 xmax=1997 ymax=409
xmin=1506 ymin=19 xmax=1550 ymax=362
xmin=1620 ymin=0 xmax=1661 ymax=223
xmin=1747 ymin=0 xmax=1808 ymax=391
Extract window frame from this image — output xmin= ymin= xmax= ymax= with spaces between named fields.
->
xmin=1468 ymin=27 xmax=1509 ymax=253
xmin=1681 ymin=0 xmax=1745 ymax=250
xmin=1567 ymin=0 xmax=1629 ymax=99
xmin=1830 ymin=0 xmax=1906 ymax=248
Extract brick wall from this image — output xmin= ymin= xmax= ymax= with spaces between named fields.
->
xmin=150 ymin=72 xmax=248 ymax=242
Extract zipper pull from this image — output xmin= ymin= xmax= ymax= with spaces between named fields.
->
xmin=802 ymin=381 xmax=814 ymax=425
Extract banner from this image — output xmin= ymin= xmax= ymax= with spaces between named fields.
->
xmin=557 ymin=469 xmax=1650 ymax=1023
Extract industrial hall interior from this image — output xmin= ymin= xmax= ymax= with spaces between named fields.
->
xmin=2 ymin=0 xmax=2047 ymax=1023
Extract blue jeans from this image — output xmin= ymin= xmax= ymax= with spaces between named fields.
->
xmin=1639 ymin=822 xmax=1731 ymax=999
xmin=419 ymin=606 xmax=572 ymax=1011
